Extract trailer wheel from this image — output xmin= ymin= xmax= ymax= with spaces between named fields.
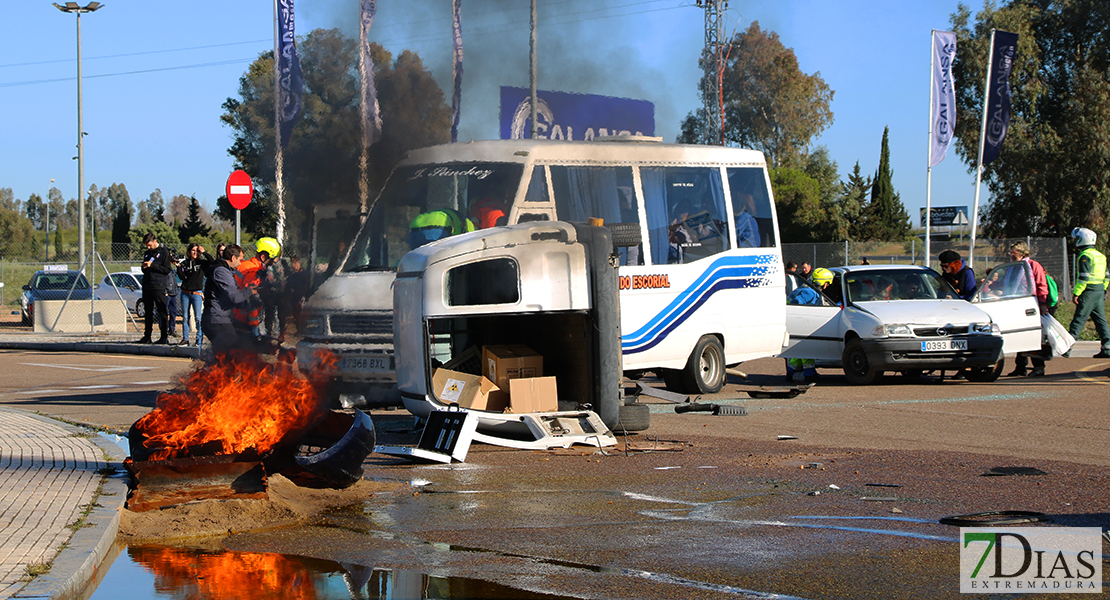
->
xmin=606 ymin=222 xmax=642 ymax=248
xmin=614 ymin=402 xmax=650 ymax=432
xmin=682 ymin=335 xmax=725 ymax=394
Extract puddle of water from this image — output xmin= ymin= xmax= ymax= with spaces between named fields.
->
xmin=80 ymin=544 xmax=575 ymax=600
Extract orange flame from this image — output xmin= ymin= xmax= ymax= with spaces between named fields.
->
xmin=135 ymin=351 xmax=337 ymax=461
xmin=131 ymin=546 xmax=319 ymax=600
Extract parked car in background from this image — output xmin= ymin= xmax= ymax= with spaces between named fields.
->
xmin=100 ymin=272 xmax=145 ymax=316
xmin=780 ymin=264 xmax=1041 ymax=384
xmin=20 ymin=270 xmax=98 ymax=326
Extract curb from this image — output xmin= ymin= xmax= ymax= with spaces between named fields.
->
xmin=13 ymin=418 xmax=129 ymax=600
xmin=0 ymin=339 xmax=199 ymax=359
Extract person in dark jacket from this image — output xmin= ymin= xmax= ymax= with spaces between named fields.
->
xmin=202 ymin=244 xmax=257 ymax=358
xmin=938 ymin=250 xmax=977 ymax=301
xmin=177 ymin=243 xmax=214 ymax=347
xmin=138 ymin=233 xmax=174 ymax=344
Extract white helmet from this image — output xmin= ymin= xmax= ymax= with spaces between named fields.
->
xmin=1072 ymin=227 xmax=1097 ymax=247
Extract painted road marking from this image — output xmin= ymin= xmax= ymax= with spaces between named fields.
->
xmin=1075 ymin=362 xmax=1110 ymax=385
xmin=18 ymin=363 xmax=150 ymax=372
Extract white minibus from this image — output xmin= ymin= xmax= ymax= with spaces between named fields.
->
xmin=298 ymin=137 xmax=787 ymax=405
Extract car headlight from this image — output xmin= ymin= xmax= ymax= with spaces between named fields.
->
xmin=970 ymin=322 xmax=997 ymax=334
xmin=302 ymin=315 xmax=325 ymax=335
xmin=873 ymin=324 xmax=913 ymax=337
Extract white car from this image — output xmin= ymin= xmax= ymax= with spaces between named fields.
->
xmin=781 ymin=263 xmax=1043 ymax=384
xmin=99 ymin=272 xmax=145 ymax=316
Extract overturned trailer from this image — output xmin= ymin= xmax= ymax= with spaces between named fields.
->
xmin=393 ymin=221 xmax=637 ymax=447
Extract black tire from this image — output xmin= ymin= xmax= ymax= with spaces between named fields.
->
xmin=842 ymin=338 xmax=879 ymax=385
xmin=606 ymin=222 xmax=642 ymax=248
xmin=681 ymin=335 xmax=725 ymax=394
xmin=661 ymin=368 xmax=685 ymax=393
xmin=965 ymin=357 xmax=1004 ymax=382
xmin=614 ymin=402 xmax=650 ymax=432
xmin=136 ymin=300 xmax=146 ymax=318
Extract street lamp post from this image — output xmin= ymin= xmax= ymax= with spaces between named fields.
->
xmin=46 ymin=178 xmax=54 ymax=260
xmin=53 ymin=2 xmax=103 ymax=272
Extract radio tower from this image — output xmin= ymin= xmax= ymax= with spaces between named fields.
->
xmin=697 ymin=0 xmax=728 ymax=145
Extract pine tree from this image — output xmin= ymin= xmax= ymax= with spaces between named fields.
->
xmin=178 ymin=195 xmax=211 ymax=243
xmin=839 ymin=162 xmax=871 ymax=240
xmin=861 ymin=127 xmax=910 ymax=240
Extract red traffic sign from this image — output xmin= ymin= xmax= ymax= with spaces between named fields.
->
xmin=225 ymin=170 xmax=253 ymax=210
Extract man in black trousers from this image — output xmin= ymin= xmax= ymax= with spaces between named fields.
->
xmin=137 ymin=232 xmax=173 ymax=344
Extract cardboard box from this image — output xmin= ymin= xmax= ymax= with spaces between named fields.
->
xmin=507 ymin=376 xmax=559 ymax=414
xmin=431 ymin=368 xmax=506 ymax=412
xmin=483 ymin=345 xmax=543 ymax=391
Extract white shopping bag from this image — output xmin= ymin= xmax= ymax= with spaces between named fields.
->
xmin=1042 ymin=313 xmax=1075 ymax=357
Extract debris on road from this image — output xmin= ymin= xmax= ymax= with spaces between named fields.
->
xmin=938 ymin=510 xmax=1048 ymax=526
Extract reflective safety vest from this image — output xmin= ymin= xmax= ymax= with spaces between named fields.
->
xmin=1074 ymin=246 xmax=1107 ymax=296
xmin=408 ymin=209 xmax=475 ymax=249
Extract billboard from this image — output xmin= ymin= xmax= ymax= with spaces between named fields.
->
xmin=499 ymin=87 xmax=654 ymax=141
xmin=920 ymin=206 xmax=969 ymax=227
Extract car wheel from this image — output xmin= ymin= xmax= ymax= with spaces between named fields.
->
xmin=680 ymin=335 xmax=726 ymax=394
xmin=842 ymin=338 xmax=879 ymax=385
xmin=965 ymin=357 xmax=1004 ymax=383
xmin=135 ymin=300 xmax=145 ymax=318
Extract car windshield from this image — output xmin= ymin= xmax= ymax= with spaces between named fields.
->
xmin=844 ymin=269 xmax=958 ymax=303
xmin=34 ymin=273 xmax=90 ymax=290
xmin=344 ymin=162 xmax=524 ymax=271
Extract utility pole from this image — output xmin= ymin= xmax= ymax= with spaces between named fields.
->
xmin=696 ymin=0 xmax=727 ymax=146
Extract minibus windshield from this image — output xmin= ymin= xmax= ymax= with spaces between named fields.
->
xmin=344 ymin=162 xmax=524 ymax=271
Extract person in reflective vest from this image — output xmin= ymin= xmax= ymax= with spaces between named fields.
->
xmin=408 ymin=209 xmax=475 ymax=249
xmin=1067 ymin=227 xmax=1110 ymax=358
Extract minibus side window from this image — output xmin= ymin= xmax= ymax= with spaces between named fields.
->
xmin=726 ymin=167 xmax=777 ymax=248
xmin=642 ymin=167 xmax=730 ymax=265
xmin=549 ymin=166 xmax=642 ymax=265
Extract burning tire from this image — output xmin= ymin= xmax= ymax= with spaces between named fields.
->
xmin=291 ymin=409 xmax=376 ymax=488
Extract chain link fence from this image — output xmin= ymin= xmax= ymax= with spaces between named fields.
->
xmin=783 ymin=237 xmax=1072 ymax=300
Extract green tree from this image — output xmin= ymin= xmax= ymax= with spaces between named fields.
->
xmin=24 ymin=193 xmax=44 ymax=229
xmin=0 ymin=188 xmax=19 ymax=213
xmin=111 ymin=202 xmax=132 ymax=246
xmin=679 ymin=21 xmax=835 ymax=167
xmin=839 ymin=162 xmax=872 ymax=240
xmin=858 ymin=127 xmax=910 ymax=241
xmin=950 ymin=0 xmax=1110 ymax=239
xmin=178 ymin=196 xmax=211 ymax=242
xmin=770 ymin=147 xmax=846 ymax=242
xmin=0 ymin=207 xmax=34 ymax=258
xmin=142 ymin=189 xmax=165 ymax=224
xmin=218 ymin=28 xmax=451 ymax=241
xmin=128 ymin=222 xmax=182 ymax=248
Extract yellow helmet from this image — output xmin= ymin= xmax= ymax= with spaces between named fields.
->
xmin=256 ymin=237 xmax=281 ymax=259
xmin=811 ymin=267 xmax=833 ymax=286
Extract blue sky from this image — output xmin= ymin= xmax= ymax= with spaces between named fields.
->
xmin=2 ymin=0 xmax=980 ymax=231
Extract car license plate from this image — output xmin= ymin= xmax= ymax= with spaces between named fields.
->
xmin=921 ymin=339 xmax=968 ymax=352
xmin=341 ymin=356 xmax=391 ymax=372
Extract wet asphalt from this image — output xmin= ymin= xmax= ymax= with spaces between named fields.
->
xmin=228 ymin=357 xmax=1110 ymax=600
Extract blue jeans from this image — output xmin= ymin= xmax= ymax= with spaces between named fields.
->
xmin=180 ymin=291 xmax=204 ymax=346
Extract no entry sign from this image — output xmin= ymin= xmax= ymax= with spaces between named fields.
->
xmin=226 ymin=170 xmax=253 ymax=210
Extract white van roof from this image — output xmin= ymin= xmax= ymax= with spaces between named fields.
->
xmin=400 ymin=138 xmax=768 ymax=168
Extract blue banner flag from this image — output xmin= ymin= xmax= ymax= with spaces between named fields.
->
xmin=499 ymin=87 xmax=654 ymax=141
xmin=451 ymin=0 xmax=463 ymax=143
xmin=277 ymin=0 xmax=303 ymax=149
xmin=359 ymin=0 xmax=381 ymax=149
xmin=930 ymin=31 xmax=957 ymax=167
xmin=981 ymin=30 xmax=1018 ymax=166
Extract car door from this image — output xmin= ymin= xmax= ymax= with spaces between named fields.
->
xmin=781 ymin=275 xmax=843 ymax=362
xmin=972 ymin=261 xmax=1042 ymax=354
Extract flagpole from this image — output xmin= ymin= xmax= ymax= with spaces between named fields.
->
xmin=273 ymin=0 xmax=286 ymax=245
xmin=970 ymin=29 xmax=997 ymax=267
xmin=925 ymin=30 xmax=936 ymax=269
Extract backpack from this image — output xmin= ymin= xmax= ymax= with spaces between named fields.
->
xmin=1046 ymin=274 xmax=1059 ymax=308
